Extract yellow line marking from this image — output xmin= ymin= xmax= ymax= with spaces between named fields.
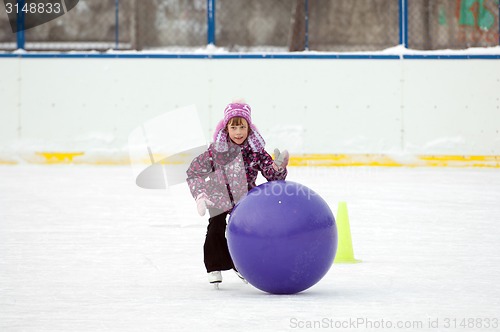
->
xmin=36 ymin=152 xmax=85 ymax=163
xmin=0 ymin=153 xmax=498 ymax=167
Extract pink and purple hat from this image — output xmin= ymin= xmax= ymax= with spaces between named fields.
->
xmin=213 ymin=102 xmax=265 ymax=152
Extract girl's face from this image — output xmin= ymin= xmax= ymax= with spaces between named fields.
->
xmin=227 ymin=117 xmax=249 ymax=145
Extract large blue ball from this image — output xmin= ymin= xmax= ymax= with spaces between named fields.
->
xmin=227 ymin=181 xmax=337 ymax=294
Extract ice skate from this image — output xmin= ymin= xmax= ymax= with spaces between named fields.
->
xmin=208 ymin=271 xmax=222 ymax=289
xmin=233 ymin=269 xmax=248 ymax=284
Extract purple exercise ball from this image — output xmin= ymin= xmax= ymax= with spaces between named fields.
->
xmin=227 ymin=181 xmax=337 ymax=294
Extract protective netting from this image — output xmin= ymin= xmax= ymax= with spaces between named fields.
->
xmin=1 ymin=0 xmax=498 ymax=51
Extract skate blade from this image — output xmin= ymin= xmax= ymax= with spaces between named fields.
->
xmin=233 ymin=270 xmax=248 ymax=284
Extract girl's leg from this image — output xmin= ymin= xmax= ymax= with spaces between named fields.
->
xmin=204 ymin=210 xmax=235 ymax=273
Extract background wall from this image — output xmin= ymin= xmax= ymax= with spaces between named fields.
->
xmin=0 ymin=57 xmax=499 ymax=165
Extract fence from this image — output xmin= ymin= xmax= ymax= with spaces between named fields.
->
xmin=1 ymin=0 xmax=499 ymax=52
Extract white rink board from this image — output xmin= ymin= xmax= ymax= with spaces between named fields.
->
xmin=0 ymin=57 xmax=499 ymax=156
xmin=403 ymin=60 xmax=500 ymax=155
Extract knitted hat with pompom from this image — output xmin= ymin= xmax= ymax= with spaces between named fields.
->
xmin=213 ymin=102 xmax=265 ymax=152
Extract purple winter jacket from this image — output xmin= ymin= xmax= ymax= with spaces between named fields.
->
xmin=186 ymin=140 xmax=287 ymax=213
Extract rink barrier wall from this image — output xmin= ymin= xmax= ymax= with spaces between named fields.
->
xmin=0 ymin=53 xmax=499 ymax=167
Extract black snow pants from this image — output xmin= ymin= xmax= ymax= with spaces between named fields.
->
xmin=204 ymin=209 xmax=236 ymax=273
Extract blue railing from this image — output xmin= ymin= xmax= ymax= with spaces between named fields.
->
xmin=398 ymin=0 xmax=408 ymax=47
xmin=114 ymin=0 xmax=119 ymax=50
xmin=15 ymin=0 xmax=25 ymax=49
xmin=207 ymin=0 xmax=216 ymax=45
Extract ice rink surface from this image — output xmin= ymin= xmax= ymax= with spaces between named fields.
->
xmin=1 ymin=165 xmax=499 ymax=331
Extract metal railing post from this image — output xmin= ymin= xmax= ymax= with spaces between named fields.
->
xmin=399 ymin=0 xmax=408 ymax=48
xmin=115 ymin=0 xmax=120 ymax=49
xmin=207 ymin=0 xmax=216 ymax=45
xmin=305 ymin=0 xmax=309 ymax=51
xmin=16 ymin=0 xmax=25 ymax=49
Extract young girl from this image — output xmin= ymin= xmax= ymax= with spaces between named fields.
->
xmin=186 ymin=102 xmax=289 ymax=286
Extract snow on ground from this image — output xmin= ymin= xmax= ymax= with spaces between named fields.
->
xmin=1 ymin=165 xmax=499 ymax=331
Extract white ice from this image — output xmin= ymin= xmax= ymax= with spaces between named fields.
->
xmin=1 ymin=165 xmax=499 ymax=331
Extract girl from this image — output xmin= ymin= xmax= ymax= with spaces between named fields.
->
xmin=186 ymin=102 xmax=289 ymax=286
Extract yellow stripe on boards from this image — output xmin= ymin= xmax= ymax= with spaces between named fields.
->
xmin=36 ymin=152 xmax=85 ymax=164
xmin=288 ymin=154 xmax=500 ymax=168
xmin=288 ymin=154 xmax=403 ymax=167
xmin=418 ymin=155 xmax=500 ymax=168
xmin=0 ymin=160 xmax=18 ymax=165
xmin=0 ymin=153 xmax=499 ymax=167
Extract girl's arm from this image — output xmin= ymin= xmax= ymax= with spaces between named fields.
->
xmin=186 ymin=149 xmax=213 ymax=198
xmin=259 ymin=150 xmax=288 ymax=181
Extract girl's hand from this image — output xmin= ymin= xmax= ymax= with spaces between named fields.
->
xmin=273 ymin=148 xmax=289 ymax=172
xmin=196 ymin=193 xmax=214 ymax=216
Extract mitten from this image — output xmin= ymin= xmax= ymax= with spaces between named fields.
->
xmin=196 ymin=193 xmax=214 ymax=216
xmin=273 ymin=148 xmax=289 ymax=171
